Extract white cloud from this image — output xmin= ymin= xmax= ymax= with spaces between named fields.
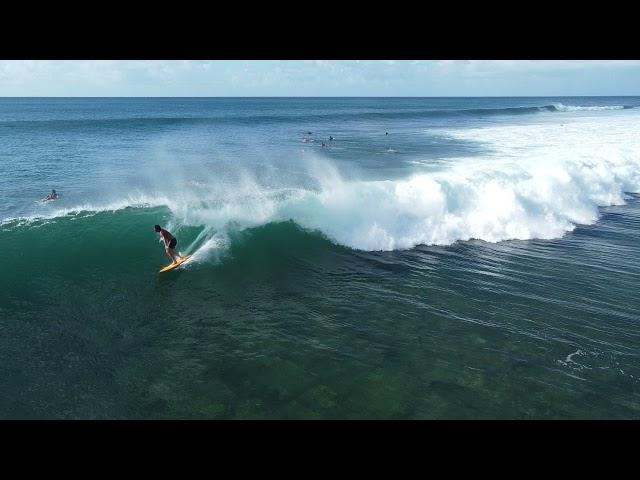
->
xmin=0 ymin=60 xmax=639 ymax=96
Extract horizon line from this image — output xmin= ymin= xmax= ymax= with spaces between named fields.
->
xmin=1 ymin=95 xmax=639 ymax=98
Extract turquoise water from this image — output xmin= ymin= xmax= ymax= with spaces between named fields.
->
xmin=1 ymin=97 xmax=640 ymax=418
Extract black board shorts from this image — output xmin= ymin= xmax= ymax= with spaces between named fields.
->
xmin=168 ymin=238 xmax=177 ymax=249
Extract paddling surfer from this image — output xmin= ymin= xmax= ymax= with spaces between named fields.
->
xmin=155 ymin=225 xmax=182 ymax=263
xmin=43 ymin=189 xmax=60 ymax=201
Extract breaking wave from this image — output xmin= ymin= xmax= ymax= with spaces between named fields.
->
xmin=4 ymin=111 xmax=640 ymax=254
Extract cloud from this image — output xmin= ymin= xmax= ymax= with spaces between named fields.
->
xmin=0 ymin=60 xmax=639 ymax=96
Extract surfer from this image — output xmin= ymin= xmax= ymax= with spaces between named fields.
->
xmin=43 ymin=189 xmax=60 ymax=201
xmin=329 ymin=136 xmax=334 ymax=141
xmin=155 ymin=225 xmax=182 ymax=263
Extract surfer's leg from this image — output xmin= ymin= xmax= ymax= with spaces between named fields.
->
xmin=165 ymin=246 xmax=177 ymax=263
xmin=167 ymin=238 xmax=180 ymax=261
xmin=168 ymin=247 xmax=181 ymax=262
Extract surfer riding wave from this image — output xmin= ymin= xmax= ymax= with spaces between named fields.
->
xmin=155 ymin=225 xmax=183 ymax=263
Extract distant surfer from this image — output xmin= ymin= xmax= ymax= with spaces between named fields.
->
xmin=43 ymin=189 xmax=60 ymax=202
xmin=385 ymin=132 xmax=388 ymax=135
xmin=155 ymin=225 xmax=182 ymax=264
xmin=329 ymin=136 xmax=334 ymax=141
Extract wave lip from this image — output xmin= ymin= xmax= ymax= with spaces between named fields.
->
xmin=0 ymin=194 xmax=172 ymax=226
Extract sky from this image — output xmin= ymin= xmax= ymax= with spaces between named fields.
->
xmin=0 ymin=60 xmax=639 ymax=96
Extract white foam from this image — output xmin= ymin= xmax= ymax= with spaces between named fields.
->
xmin=553 ymin=103 xmax=627 ymax=112
xmin=188 ymin=233 xmax=228 ymax=264
xmin=286 ymin=113 xmax=640 ymax=250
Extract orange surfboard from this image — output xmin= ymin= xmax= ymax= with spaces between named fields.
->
xmin=159 ymin=255 xmax=192 ymax=273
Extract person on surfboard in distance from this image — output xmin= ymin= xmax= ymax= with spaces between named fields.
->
xmin=44 ymin=189 xmax=60 ymax=201
xmin=155 ymin=225 xmax=182 ymax=264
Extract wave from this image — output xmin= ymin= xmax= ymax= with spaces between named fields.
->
xmin=4 ymin=113 xmax=640 ymax=254
xmin=0 ymin=104 xmax=634 ymax=130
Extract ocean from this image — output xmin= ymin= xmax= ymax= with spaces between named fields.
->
xmin=1 ymin=97 xmax=639 ymax=419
